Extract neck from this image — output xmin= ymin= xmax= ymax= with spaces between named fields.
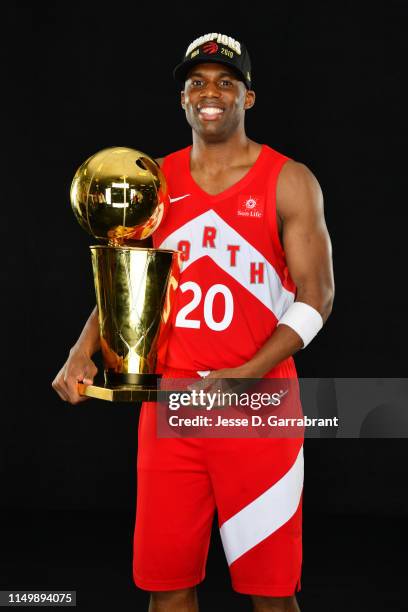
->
xmin=191 ymin=130 xmax=252 ymax=170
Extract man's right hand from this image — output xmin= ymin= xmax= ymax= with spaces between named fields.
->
xmin=52 ymin=346 xmax=98 ymax=404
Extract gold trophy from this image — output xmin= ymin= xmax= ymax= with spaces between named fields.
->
xmin=70 ymin=147 xmax=181 ymax=401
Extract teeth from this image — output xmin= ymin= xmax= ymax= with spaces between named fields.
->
xmin=199 ymin=107 xmax=223 ymax=115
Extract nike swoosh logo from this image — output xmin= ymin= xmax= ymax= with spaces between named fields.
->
xmin=169 ymin=194 xmax=191 ymax=203
xmin=197 ymin=370 xmax=211 ymax=378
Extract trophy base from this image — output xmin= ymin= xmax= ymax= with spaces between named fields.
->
xmin=77 ymin=383 xmax=158 ymax=402
xmin=105 ymin=371 xmax=159 ymax=387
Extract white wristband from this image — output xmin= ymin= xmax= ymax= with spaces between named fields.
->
xmin=277 ymin=302 xmax=323 ymax=348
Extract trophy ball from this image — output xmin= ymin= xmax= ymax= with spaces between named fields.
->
xmin=70 ymin=147 xmax=169 ymax=243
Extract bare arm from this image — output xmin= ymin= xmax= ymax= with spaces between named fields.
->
xmin=277 ymin=160 xmax=334 ymax=321
xmin=209 ymin=160 xmax=335 ymax=379
xmin=74 ymin=305 xmax=100 ymax=356
xmin=52 ymin=306 xmax=100 ymax=403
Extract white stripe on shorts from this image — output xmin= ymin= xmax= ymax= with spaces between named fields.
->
xmin=219 ymin=445 xmax=304 ymax=565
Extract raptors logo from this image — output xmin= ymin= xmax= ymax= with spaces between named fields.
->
xmin=202 ymin=41 xmax=219 ymax=54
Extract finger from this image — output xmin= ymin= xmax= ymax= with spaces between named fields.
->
xmin=68 ymin=388 xmax=90 ymax=404
xmin=202 ymin=372 xmax=223 ymax=393
xmin=82 ymin=364 xmax=98 ymax=385
xmin=73 ymin=395 xmax=90 ymax=404
xmin=64 ymin=375 xmax=86 ymax=404
xmin=187 ymin=379 xmax=212 ymax=394
xmin=53 ymin=385 xmax=69 ymax=402
xmin=73 ymin=377 xmax=95 ymax=403
xmin=52 ymin=377 xmax=69 ymax=401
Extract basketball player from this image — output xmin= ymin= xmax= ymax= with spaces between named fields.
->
xmin=53 ymin=33 xmax=334 ymax=612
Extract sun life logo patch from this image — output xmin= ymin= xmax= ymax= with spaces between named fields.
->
xmin=237 ymin=195 xmax=264 ymax=218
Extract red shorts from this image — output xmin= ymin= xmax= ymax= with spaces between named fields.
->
xmin=133 ymin=366 xmax=303 ymax=597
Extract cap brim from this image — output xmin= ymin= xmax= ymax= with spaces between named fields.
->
xmin=173 ymin=57 xmax=250 ymax=89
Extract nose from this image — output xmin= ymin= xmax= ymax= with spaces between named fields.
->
xmin=199 ymin=81 xmax=221 ymax=98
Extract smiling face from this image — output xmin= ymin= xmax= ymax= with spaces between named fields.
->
xmin=181 ymin=62 xmax=255 ymax=143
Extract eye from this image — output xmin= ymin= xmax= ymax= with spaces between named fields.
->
xmin=191 ymin=79 xmax=204 ymax=87
xmin=220 ymin=79 xmax=233 ymax=87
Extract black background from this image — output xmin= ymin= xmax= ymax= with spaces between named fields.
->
xmin=3 ymin=1 xmax=408 ymax=610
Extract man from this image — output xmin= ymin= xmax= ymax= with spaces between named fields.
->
xmin=53 ymin=33 xmax=334 ymax=612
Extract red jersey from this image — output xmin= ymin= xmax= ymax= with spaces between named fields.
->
xmin=153 ymin=144 xmax=297 ymax=377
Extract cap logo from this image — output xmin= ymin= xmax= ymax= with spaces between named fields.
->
xmin=186 ymin=33 xmax=241 ymax=57
xmin=202 ymin=41 xmax=219 ymax=54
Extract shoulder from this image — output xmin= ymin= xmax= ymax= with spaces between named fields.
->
xmin=155 ymin=146 xmax=191 ymax=169
xmin=278 ymin=159 xmax=321 ymax=196
xmin=277 ymin=159 xmax=324 ymax=218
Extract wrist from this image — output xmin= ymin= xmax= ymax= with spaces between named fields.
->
xmin=236 ymin=361 xmax=267 ymax=378
xmin=70 ymin=342 xmax=93 ymax=359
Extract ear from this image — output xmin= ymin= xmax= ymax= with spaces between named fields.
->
xmin=244 ymin=89 xmax=256 ymax=110
xmin=181 ymin=90 xmax=186 ymax=110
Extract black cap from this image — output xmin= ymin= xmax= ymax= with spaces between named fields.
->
xmin=173 ymin=33 xmax=252 ymax=90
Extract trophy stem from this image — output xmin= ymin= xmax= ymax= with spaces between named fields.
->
xmin=86 ymin=245 xmax=180 ymax=400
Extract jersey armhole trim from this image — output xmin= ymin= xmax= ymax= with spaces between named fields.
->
xmin=161 ymin=146 xmax=191 ymax=176
xmin=266 ymin=156 xmax=291 ymax=257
